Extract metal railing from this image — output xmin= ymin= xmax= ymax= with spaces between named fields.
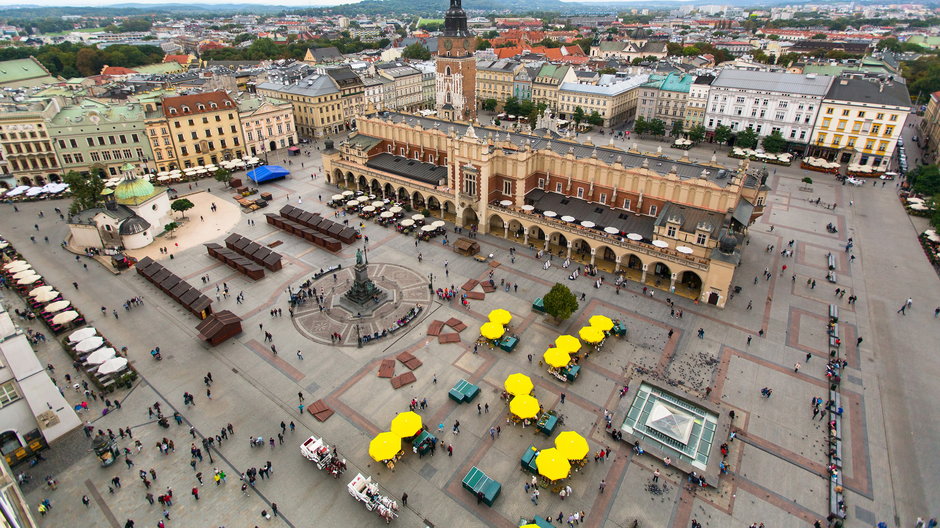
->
xmin=489 ymin=203 xmax=710 ymax=271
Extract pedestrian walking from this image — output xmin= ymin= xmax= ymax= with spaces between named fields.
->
xmin=599 ymin=480 xmax=606 ymax=493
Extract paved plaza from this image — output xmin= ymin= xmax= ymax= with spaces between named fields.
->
xmin=2 ymin=121 xmax=939 ymax=528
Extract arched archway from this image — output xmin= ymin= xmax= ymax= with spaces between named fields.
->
xmin=370 ymin=179 xmax=382 ymax=195
xmin=412 ymin=191 xmax=426 ymax=210
xmin=507 ymin=219 xmax=524 ymax=241
xmin=345 ymin=171 xmax=355 ymax=189
xmin=20 ymin=176 xmax=32 ymax=186
xmin=546 ymin=231 xmax=568 ymax=257
xmin=595 ymin=245 xmax=617 ymax=272
xmin=332 ymin=168 xmax=343 ymax=184
xmin=677 ymin=270 xmax=703 ymax=299
xmin=441 ymin=200 xmax=456 ymax=222
xmin=358 ymin=175 xmax=368 ymax=191
xmin=462 ymin=207 xmax=479 ymax=230
xmin=384 ymin=183 xmax=394 ymax=199
xmin=427 ymin=196 xmax=441 ymax=217
xmin=570 ymin=238 xmax=591 ymax=264
xmin=529 ymin=226 xmax=545 ymax=247
xmin=269 ymin=140 xmax=277 ymax=151
xmin=488 ymin=214 xmax=506 ymax=238
xmin=649 ymin=261 xmax=672 ymax=289
xmin=397 ymin=187 xmax=409 ymax=203
xmin=34 ymin=175 xmax=46 ymax=186
xmin=48 ymin=173 xmax=60 ymax=183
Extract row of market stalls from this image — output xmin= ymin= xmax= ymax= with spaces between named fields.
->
xmin=729 ymin=148 xmax=793 ymax=166
xmin=328 ymin=191 xmax=449 ymax=241
xmin=1 ymin=258 xmax=87 ymax=335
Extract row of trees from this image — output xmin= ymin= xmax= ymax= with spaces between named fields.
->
xmin=906 ymin=165 xmax=940 ymax=230
xmin=0 ymin=42 xmax=164 ymax=78
xmin=201 ymin=36 xmax=389 ymax=62
xmin=632 ymin=117 xmax=788 ymax=153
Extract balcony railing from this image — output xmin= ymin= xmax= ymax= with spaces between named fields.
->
xmin=489 ymin=203 xmax=710 ymax=271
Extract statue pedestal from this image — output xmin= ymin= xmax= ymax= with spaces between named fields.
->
xmin=338 ymin=262 xmax=389 ymax=316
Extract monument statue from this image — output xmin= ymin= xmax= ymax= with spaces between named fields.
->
xmin=356 ymin=249 xmax=364 ymax=266
xmin=342 ymin=248 xmax=387 ymax=314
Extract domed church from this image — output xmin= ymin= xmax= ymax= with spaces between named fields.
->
xmin=67 ymin=163 xmax=171 ymax=251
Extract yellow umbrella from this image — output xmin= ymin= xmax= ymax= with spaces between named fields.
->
xmin=554 ymin=431 xmax=590 ymax=460
xmin=589 ymin=315 xmax=614 ymax=332
xmin=579 ymin=326 xmax=605 ymax=344
xmin=535 ymin=448 xmax=571 ymax=481
xmin=390 ymin=411 xmax=423 ymax=438
xmin=504 ymin=373 xmax=534 ymax=396
xmin=510 ymin=394 xmax=540 ymax=419
xmin=543 ymin=348 xmax=571 ymax=368
xmin=488 ymin=309 xmax=512 ymax=325
xmin=555 ymin=335 xmax=581 ymax=354
xmin=369 ymin=432 xmax=402 ymax=461
xmin=480 ymin=322 xmax=505 ymax=340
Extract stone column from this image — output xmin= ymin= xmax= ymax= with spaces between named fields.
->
xmin=590 ymin=247 xmax=596 ymax=265
xmin=614 ymin=255 xmax=622 ymax=273
xmin=503 ymin=222 xmax=509 ymax=239
xmin=640 ymin=264 xmax=648 ymax=283
xmin=670 ymin=273 xmax=677 ymax=293
xmin=544 ymin=237 xmax=550 ymax=251
xmin=566 ymin=242 xmax=573 ymax=260
xmin=523 ymin=229 xmax=529 ymax=246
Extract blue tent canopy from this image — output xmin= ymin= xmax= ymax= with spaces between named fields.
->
xmin=246 ymin=165 xmax=289 ymax=184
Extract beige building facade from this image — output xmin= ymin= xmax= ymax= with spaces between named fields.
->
xmin=238 ymin=96 xmax=298 ymax=158
xmin=324 ymin=112 xmax=768 ymax=307
xmin=0 ymin=100 xmax=60 ymax=185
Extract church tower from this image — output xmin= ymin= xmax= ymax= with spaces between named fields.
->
xmin=435 ymin=0 xmax=476 ymax=121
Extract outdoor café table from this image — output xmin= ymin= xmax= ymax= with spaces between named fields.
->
xmin=412 ymin=431 xmax=438 ymax=455
xmin=532 ymin=297 xmax=545 ymax=313
xmin=612 ymin=321 xmax=627 ymax=337
xmin=520 ymin=446 xmax=539 ymax=473
xmin=499 ymin=336 xmax=518 ymax=352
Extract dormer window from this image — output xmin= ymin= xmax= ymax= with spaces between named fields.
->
xmin=169 ymin=108 xmax=177 ymax=114
xmin=209 ymin=102 xmax=218 ymax=109
xmin=197 ymin=104 xmax=206 ymax=111
xmin=181 ymin=105 xmax=190 ymax=113
xmin=224 ymin=101 xmax=232 ymax=107
xmin=666 ymin=225 xmax=677 ymax=237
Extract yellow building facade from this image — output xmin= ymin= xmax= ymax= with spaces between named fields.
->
xmin=162 ymin=91 xmax=244 ymax=168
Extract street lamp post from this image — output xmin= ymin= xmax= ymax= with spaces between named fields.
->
xmin=258 ymin=132 xmax=269 ymax=166
xmin=355 ymin=324 xmax=361 ymax=348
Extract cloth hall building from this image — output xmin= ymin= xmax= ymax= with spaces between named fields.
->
xmin=323 ymin=112 xmax=768 ymax=307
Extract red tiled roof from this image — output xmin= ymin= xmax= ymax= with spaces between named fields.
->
xmin=100 ymin=66 xmax=138 ymax=76
xmin=163 ymin=54 xmax=191 ymax=65
xmin=162 ymin=91 xmax=236 ymax=118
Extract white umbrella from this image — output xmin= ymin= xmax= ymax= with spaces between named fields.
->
xmin=580 ymin=221 xmax=595 ymax=228
xmin=543 ymin=211 xmax=557 ymax=218
xmin=421 ymin=225 xmax=436 ymax=232
xmin=372 ymin=201 xmax=385 ymax=208
xmin=400 ymin=219 xmax=415 ymax=227
xmin=157 ymin=176 xmax=171 ymax=182
xmin=380 ymin=211 xmax=395 ymax=218
xmin=204 ymin=164 xmax=218 ymax=171
xmin=17 ymin=275 xmax=41 ymax=285
xmin=357 ymin=195 xmax=370 ymax=203
xmin=51 ymin=311 xmax=79 ymax=325
xmin=248 ymin=157 xmax=261 ymax=164
xmin=12 ymin=270 xmax=37 ymax=280
xmin=28 ymin=285 xmax=54 ymax=296
xmin=342 ymin=191 xmax=354 ymax=197
xmin=3 ymin=260 xmax=27 ymax=270
xmin=652 ymin=240 xmax=669 ymax=248
xmin=561 ymin=215 xmax=575 ymax=223
xmin=86 ymin=347 xmax=116 ymax=365
xmin=411 ymin=214 xmax=425 ymax=221
xmin=97 ymin=357 xmax=128 ymax=375
xmin=68 ymin=327 xmax=97 ymax=344
xmin=499 ymin=200 xmax=513 ymax=206
xmin=44 ymin=300 xmax=71 ymax=313
xmin=157 ymin=171 xmax=170 ymax=177
xmin=75 ymin=336 xmax=105 ymax=354
xmin=346 ymin=200 xmax=359 ymax=207
xmin=33 ymin=290 xmax=59 ymax=302
xmin=676 ymin=246 xmax=693 ymax=254
xmin=627 ymin=233 xmax=643 ymax=241
xmin=361 ymin=206 xmax=376 ymax=213
xmin=604 ymin=227 xmax=619 ymax=235
xmin=331 ymin=194 xmax=344 ymax=201
xmin=5 ymin=263 xmax=31 ymax=273
xmin=522 ymin=205 xmax=535 ymax=211
xmin=431 ymin=220 xmax=445 ymax=228
xmin=389 ymin=206 xmax=403 ymax=214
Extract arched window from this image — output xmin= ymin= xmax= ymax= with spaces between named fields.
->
xmin=0 ymin=430 xmax=21 ymax=456
xmin=445 ymin=66 xmax=451 ymax=76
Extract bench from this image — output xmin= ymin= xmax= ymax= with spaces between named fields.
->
xmin=462 ymin=466 xmax=501 ymax=507
xmin=465 ymin=291 xmax=485 ymax=301
xmin=307 ymin=400 xmax=334 ymax=422
xmin=378 ymin=359 xmax=395 ymax=378
xmin=828 ymin=323 xmax=841 ymax=348
xmin=461 ymin=279 xmax=479 ymax=291
xmin=445 ymin=318 xmax=467 ymax=332
xmin=427 ymin=320 xmax=445 ymax=336
xmin=396 ymin=352 xmax=423 ymax=370
xmin=827 ymin=254 xmax=836 ymax=271
xmin=390 ymin=372 xmax=416 ymax=389
xmin=481 ymin=282 xmax=496 ymax=293
xmin=829 ymin=304 xmax=839 ymax=323
xmin=438 ymin=332 xmax=461 ymax=344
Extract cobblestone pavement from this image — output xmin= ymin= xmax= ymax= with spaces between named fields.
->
xmin=2 ymin=123 xmax=937 ymax=528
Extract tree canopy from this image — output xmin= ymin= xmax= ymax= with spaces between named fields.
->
xmin=543 ymin=283 xmax=579 ymax=322
xmin=761 ymin=130 xmax=787 ymax=153
xmin=735 ymin=127 xmax=759 ymax=149
xmin=0 ymin=42 xmax=163 ymax=78
xmin=713 ymin=125 xmax=732 ymax=145
xmin=62 ymin=170 xmax=104 ymax=215
xmin=171 ymin=198 xmax=195 ymax=218
xmin=401 ymin=42 xmax=431 ymax=60
xmin=909 ymin=164 xmax=940 ymax=196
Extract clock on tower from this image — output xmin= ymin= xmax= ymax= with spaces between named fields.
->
xmin=435 ymin=0 xmax=477 ymax=121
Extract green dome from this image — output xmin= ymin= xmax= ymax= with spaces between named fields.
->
xmin=114 ymin=177 xmax=155 ymax=202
